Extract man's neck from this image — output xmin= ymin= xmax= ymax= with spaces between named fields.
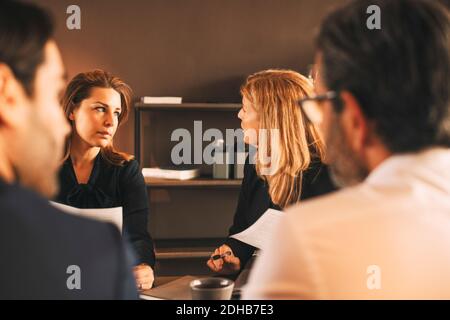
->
xmin=0 ymin=137 xmax=15 ymax=183
xmin=365 ymin=143 xmax=392 ymax=173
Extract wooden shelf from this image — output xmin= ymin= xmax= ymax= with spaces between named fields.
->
xmin=135 ymin=102 xmax=241 ymax=111
xmin=155 ymin=248 xmax=214 ymax=260
xmin=145 ymin=176 xmax=242 ymax=188
xmin=154 ymin=239 xmax=220 ymax=259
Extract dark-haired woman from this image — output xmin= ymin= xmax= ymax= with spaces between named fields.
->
xmin=55 ymin=69 xmax=155 ymax=290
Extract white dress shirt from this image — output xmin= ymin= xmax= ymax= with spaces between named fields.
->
xmin=243 ymin=148 xmax=450 ymax=299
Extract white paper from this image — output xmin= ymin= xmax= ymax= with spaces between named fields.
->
xmin=140 ymin=295 xmax=163 ymax=300
xmin=230 ymin=208 xmax=284 ymax=249
xmin=50 ymin=201 xmax=123 ymax=232
xmin=141 ymin=96 xmax=182 ymax=104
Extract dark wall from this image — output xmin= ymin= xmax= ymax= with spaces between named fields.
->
xmin=33 ymin=0 xmax=348 ymax=240
xmin=34 ymin=0 xmax=346 ymax=154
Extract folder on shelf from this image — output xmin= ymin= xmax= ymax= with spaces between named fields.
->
xmin=140 ymin=96 xmax=182 ymax=104
xmin=142 ymin=166 xmax=200 ymax=180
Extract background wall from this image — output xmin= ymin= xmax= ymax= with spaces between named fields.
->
xmin=33 ymin=0 xmax=347 ymax=242
xmin=34 ymin=0 xmax=346 ymax=153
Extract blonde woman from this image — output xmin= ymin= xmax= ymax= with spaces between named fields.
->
xmin=207 ymin=69 xmax=336 ymax=274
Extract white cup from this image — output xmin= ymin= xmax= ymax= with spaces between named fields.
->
xmin=190 ymin=277 xmax=234 ymax=300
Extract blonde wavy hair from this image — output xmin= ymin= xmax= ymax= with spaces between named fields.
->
xmin=240 ymin=69 xmax=325 ymax=208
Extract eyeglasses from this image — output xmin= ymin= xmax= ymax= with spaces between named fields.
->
xmin=298 ymin=91 xmax=339 ymax=125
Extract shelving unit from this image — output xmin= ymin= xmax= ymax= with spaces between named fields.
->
xmin=134 ymin=102 xmax=241 ymax=112
xmin=134 ymin=102 xmax=242 ymax=170
xmin=144 ymin=176 xmax=242 ymax=188
xmin=134 ymin=102 xmax=243 ymax=275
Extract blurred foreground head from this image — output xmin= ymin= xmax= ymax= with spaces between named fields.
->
xmin=310 ymin=0 xmax=450 ymax=187
xmin=0 ymin=0 xmax=70 ymax=197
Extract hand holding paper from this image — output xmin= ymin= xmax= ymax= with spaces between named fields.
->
xmin=230 ymin=208 xmax=284 ymax=250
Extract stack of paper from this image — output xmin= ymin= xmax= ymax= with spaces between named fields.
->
xmin=141 ymin=96 xmax=182 ymax=104
xmin=142 ymin=167 xmax=200 ymax=180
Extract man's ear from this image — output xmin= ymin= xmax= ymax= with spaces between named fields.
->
xmin=338 ymin=91 xmax=369 ymax=153
xmin=0 ymin=63 xmax=28 ymax=128
xmin=68 ymin=112 xmax=74 ymax=121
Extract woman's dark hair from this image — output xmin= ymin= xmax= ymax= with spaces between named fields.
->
xmin=62 ymin=69 xmax=134 ymax=166
xmin=0 ymin=0 xmax=54 ymax=96
xmin=317 ymin=0 xmax=450 ymax=153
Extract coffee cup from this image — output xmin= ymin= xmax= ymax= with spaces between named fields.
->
xmin=190 ymin=277 xmax=234 ymax=300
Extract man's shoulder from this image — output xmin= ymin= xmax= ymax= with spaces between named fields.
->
xmin=0 ymin=182 xmax=120 ymax=243
xmin=284 ymin=184 xmax=372 ymax=229
xmin=0 ymin=183 xmax=129 ymax=299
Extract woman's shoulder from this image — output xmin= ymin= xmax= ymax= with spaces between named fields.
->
xmin=122 ymin=158 xmax=139 ymax=169
xmin=301 ymin=160 xmax=337 ymax=200
xmin=58 ymin=157 xmax=73 ymax=175
xmin=243 ymin=154 xmax=257 ymax=178
xmin=99 ymin=155 xmax=141 ymax=178
xmin=119 ymin=158 xmax=140 ymax=176
xmin=304 ymin=157 xmax=323 ymax=174
xmin=113 ymin=158 xmax=146 ymax=189
xmin=99 ymin=153 xmax=138 ymax=169
xmin=302 ymin=158 xmax=326 ymax=183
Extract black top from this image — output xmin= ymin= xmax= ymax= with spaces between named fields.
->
xmin=0 ymin=178 xmax=137 ymax=299
xmin=55 ymin=153 xmax=156 ymax=268
xmin=224 ymin=157 xmax=337 ymax=269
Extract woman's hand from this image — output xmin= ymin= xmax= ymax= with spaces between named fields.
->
xmin=206 ymin=244 xmax=241 ymax=275
xmin=133 ymin=263 xmax=154 ymax=290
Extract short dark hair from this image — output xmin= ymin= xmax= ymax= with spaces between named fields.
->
xmin=0 ymin=0 xmax=54 ymax=96
xmin=317 ymin=0 xmax=450 ymax=153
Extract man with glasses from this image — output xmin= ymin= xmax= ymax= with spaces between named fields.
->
xmin=244 ymin=0 xmax=450 ymax=299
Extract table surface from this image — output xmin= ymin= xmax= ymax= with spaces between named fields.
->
xmin=143 ymin=256 xmax=255 ymax=299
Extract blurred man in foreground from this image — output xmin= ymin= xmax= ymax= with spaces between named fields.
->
xmin=0 ymin=0 xmax=137 ymax=299
xmin=244 ymin=0 xmax=450 ymax=299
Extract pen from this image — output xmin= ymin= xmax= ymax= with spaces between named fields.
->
xmin=211 ymin=251 xmax=232 ymax=261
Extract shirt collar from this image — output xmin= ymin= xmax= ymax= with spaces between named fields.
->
xmin=365 ymin=147 xmax=450 ymax=189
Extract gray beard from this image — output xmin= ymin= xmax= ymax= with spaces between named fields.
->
xmin=326 ymin=116 xmax=369 ymax=188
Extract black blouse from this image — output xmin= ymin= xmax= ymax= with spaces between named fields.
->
xmin=55 ymin=153 xmax=155 ymax=268
xmin=224 ymin=157 xmax=337 ymax=270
